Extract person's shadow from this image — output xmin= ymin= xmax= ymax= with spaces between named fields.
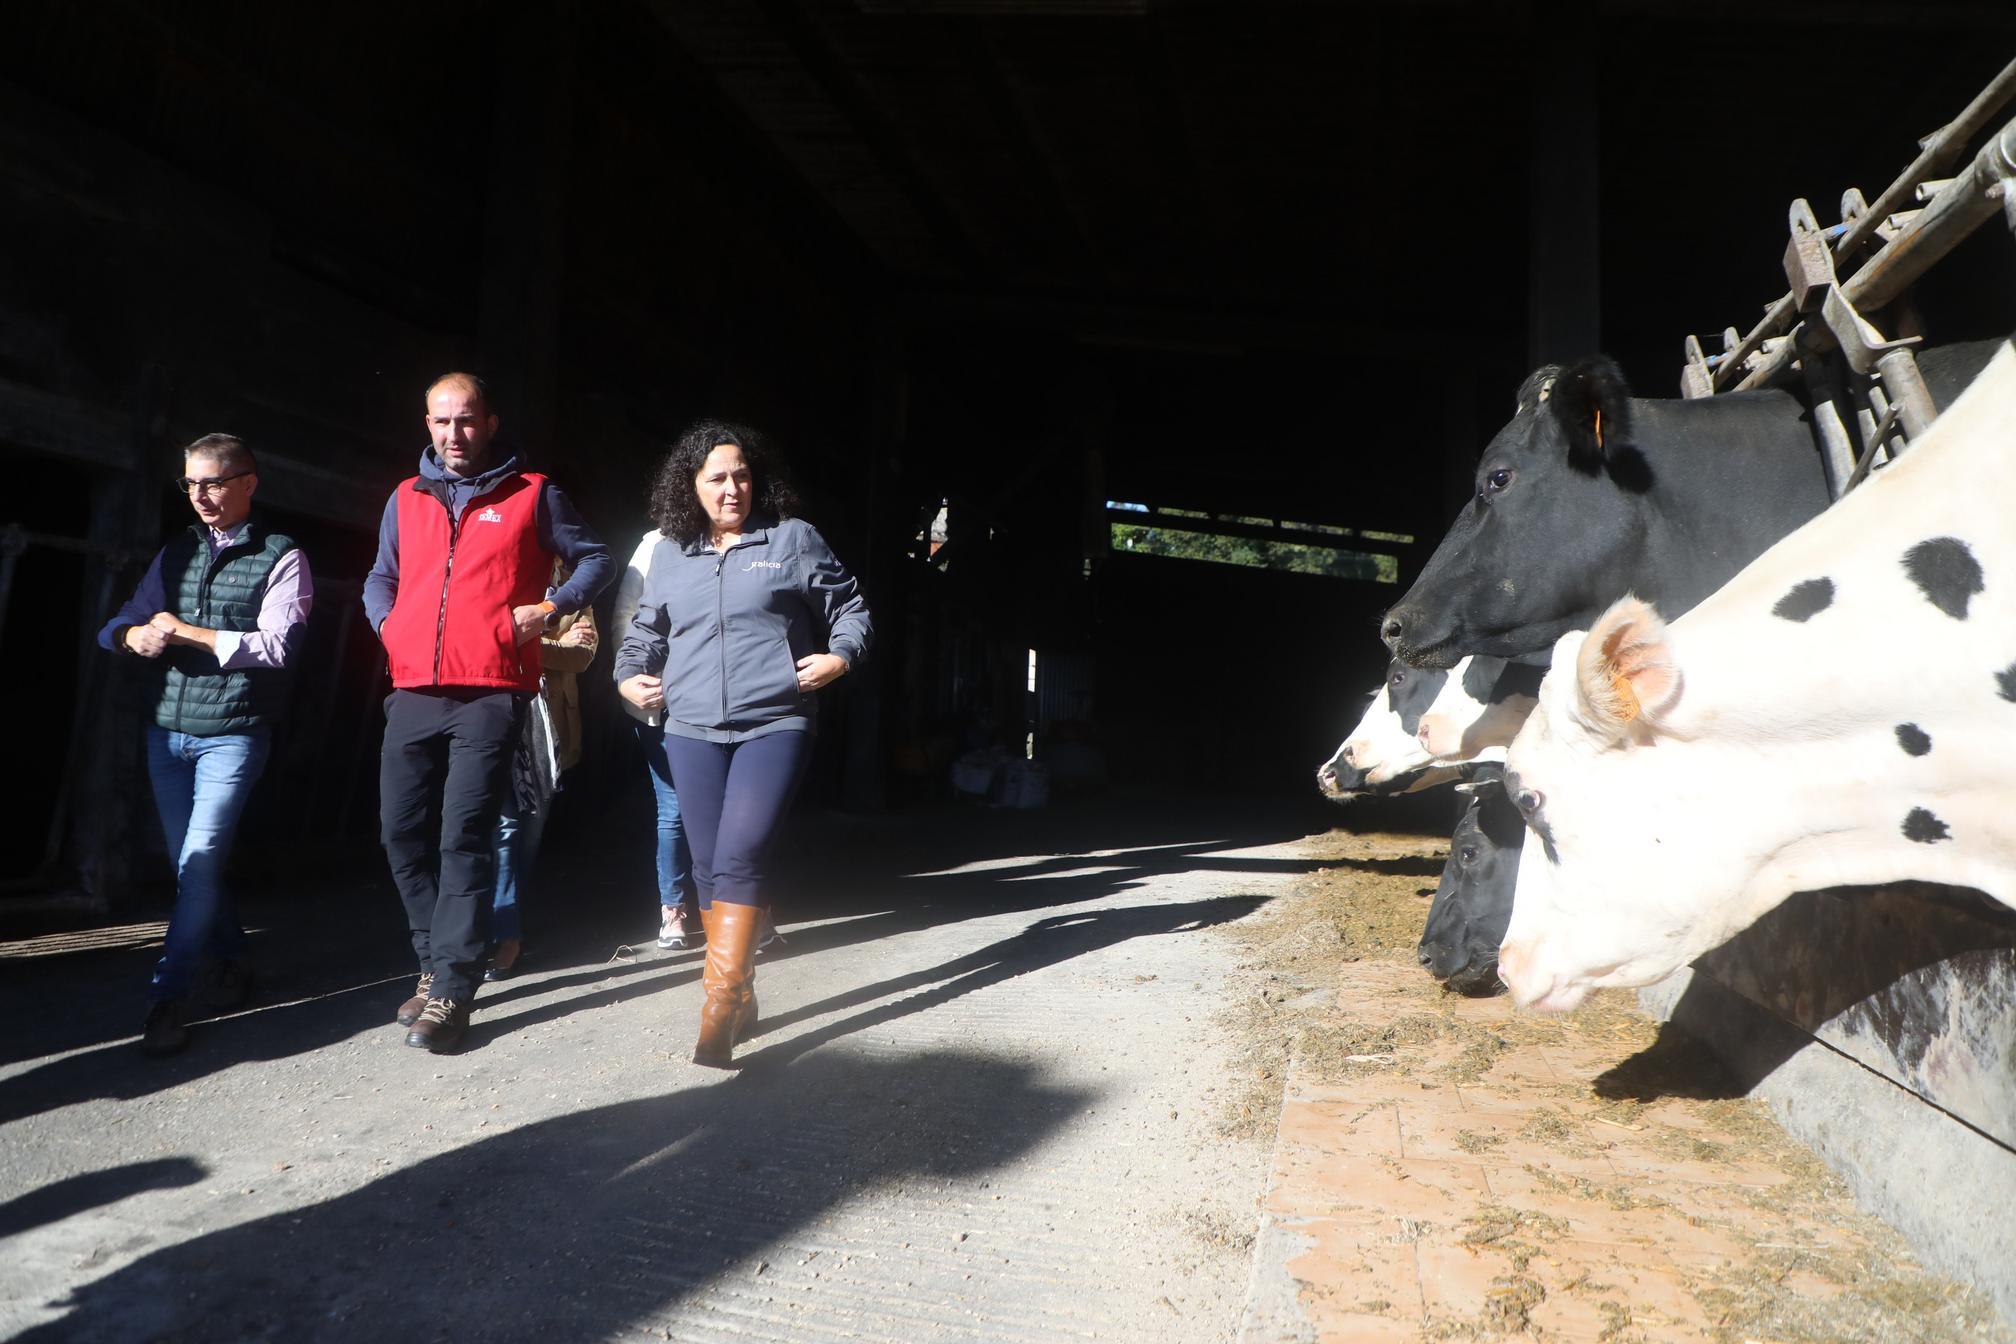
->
xmin=0 ymin=1159 xmax=206 ymax=1241
xmin=1 ymin=800 xmax=1300 ymax=1125
xmin=740 ymin=893 xmax=1268 ymax=1070
xmin=15 ymin=1048 xmax=1093 ymax=1342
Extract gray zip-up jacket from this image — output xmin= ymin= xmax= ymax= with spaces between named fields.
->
xmin=614 ymin=517 xmax=871 ymax=742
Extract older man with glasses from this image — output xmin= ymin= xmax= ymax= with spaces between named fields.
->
xmin=97 ymin=433 xmax=314 ymax=1056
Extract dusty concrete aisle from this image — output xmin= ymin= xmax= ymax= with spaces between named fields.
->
xmin=0 ymin=804 xmax=1320 ymax=1343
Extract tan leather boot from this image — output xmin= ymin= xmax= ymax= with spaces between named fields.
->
xmin=698 ymin=902 xmax=759 ymax=1035
xmin=693 ymin=902 xmax=762 ymax=1068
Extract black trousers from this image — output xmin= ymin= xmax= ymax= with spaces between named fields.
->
xmin=379 ymin=688 xmax=524 ymax=1000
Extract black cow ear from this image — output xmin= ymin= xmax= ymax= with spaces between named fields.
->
xmin=1549 ymin=356 xmax=1632 ymax=474
xmin=1454 ymin=761 xmax=1506 ymax=791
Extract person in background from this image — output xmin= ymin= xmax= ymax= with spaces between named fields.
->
xmin=616 ymin=420 xmax=870 ymax=1067
xmin=97 ymin=433 xmax=313 ymax=1056
xmin=362 ymin=373 xmax=611 ymax=1052
xmin=485 ymin=559 xmax=597 ymax=981
xmin=611 ymin=526 xmax=702 ymax=953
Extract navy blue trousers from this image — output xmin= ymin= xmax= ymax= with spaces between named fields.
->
xmin=661 ymin=730 xmax=812 ymax=909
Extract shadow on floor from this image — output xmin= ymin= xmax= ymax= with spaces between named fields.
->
xmin=13 ymin=1049 xmax=1095 ymax=1342
xmin=0 ymin=1159 xmax=207 ymax=1242
xmin=0 ymin=788 xmax=1322 ymax=1123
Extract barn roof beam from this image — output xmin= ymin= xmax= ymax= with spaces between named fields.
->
xmin=897 ymin=285 xmax=1424 ymax=356
xmin=745 ymin=0 xmax=988 ymax=276
xmin=616 ymin=0 xmax=888 ymax=292
xmin=949 ymin=19 xmax=1100 ymax=275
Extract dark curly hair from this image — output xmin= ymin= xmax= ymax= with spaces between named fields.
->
xmin=649 ymin=419 xmax=799 ymax=547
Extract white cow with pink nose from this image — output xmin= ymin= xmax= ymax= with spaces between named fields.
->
xmin=1497 ymin=339 xmax=2016 ymax=1012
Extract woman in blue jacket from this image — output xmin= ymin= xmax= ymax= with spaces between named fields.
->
xmin=615 ymin=421 xmax=871 ymax=1067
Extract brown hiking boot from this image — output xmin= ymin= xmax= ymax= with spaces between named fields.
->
xmin=396 ymin=972 xmax=434 ymax=1027
xmin=141 ymin=999 xmax=191 ymax=1058
xmin=404 ymin=997 xmax=469 ymax=1053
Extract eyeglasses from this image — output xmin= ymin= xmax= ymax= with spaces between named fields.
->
xmin=173 ymin=471 xmax=253 ymax=497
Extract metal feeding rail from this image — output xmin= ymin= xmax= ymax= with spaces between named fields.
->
xmin=1680 ymin=55 xmax=2016 ymax=498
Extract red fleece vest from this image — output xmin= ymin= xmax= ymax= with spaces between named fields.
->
xmin=382 ymin=472 xmax=550 ymax=692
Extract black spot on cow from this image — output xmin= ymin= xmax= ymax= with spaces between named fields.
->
xmin=1459 ymin=656 xmax=1502 ymax=706
xmin=1902 ymin=537 xmax=1984 ymax=620
xmin=1998 ymin=661 xmax=2016 ymax=704
xmin=1902 ymin=808 xmax=1952 ymax=844
xmin=1491 ymin=659 xmax=1547 ymax=704
xmin=1388 ymin=661 xmax=1450 ymax=736
xmin=1894 ymin=724 xmax=1932 ymax=756
xmin=1772 ymin=578 xmax=1835 ymax=623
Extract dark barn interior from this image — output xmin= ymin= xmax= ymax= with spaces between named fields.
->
xmin=4 ymin=0 xmax=2016 ymax=911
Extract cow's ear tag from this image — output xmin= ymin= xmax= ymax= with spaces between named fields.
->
xmin=1609 ymin=669 xmax=1640 ymax=723
xmin=1593 ymin=408 xmax=1604 ymax=451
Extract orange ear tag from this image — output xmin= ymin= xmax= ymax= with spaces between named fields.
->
xmin=1593 ymin=407 xmax=1605 ymax=451
xmin=1610 ymin=669 xmax=1640 ymax=723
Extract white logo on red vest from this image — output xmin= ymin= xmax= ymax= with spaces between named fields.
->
xmin=475 ymin=507 xmax=505 ymax=523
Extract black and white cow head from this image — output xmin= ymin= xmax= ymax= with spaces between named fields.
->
xmin=1417 ymin=764 xmax=1523 ymax=995
xmin=1381 ymin=357 xmax=1647 ymax=668
xmin=1314 ymin=658 xmax=1455 ymax=798
xmin=1415 ymin=656 xmax=1545 ymax=760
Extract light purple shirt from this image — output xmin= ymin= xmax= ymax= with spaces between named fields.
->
xmin=96 ymin=523 xmax=313 ymax=668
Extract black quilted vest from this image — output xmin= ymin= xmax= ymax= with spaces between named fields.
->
xmin=151 ymin=523 xmax=298 ymax=735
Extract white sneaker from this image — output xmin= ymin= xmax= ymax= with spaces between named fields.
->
xmin=658 ymin=906 xmax=694 ymax=951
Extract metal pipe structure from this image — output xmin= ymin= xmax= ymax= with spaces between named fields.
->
xmin=1710 ymin=56 xmax=2016 ymax=392
xmin=1839 ymin=116 xmax=2016 ymax=316
xmin=1837 ymin=55 xmax=2016 ymax=261
xmin=1737 ymin=111 xmax=2016 ymax=391
xmin=1794 ymin=329 xmax=1861 ymax=498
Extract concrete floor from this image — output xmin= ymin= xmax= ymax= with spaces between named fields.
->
xmin=8 ymin=794 xmax=2006 ymax=1343
xmin=0 ymin=794 xmax=1326 ymax=1343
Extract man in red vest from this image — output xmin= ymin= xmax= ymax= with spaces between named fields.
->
xmin=362 ymin=373 xmax=612 ymax=1051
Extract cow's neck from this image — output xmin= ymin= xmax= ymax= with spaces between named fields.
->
xmin=1627 ymin=391 xmax=1834 ymax=620
xmin=1663 ymin=339 xmax=2016 ymax=914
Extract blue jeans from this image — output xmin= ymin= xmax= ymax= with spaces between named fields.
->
xmin=490 ymin=792 xmax=549 ymax=945
xmin=144 ymin=725 xmax=271 ymax=1002
xmin=639 ymin=720 xmax=694 ymax=909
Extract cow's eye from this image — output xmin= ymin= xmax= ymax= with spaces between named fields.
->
xmin=1389 ymin=670 xmax=1405 ymax=687
xmin=1514 ymin=786 xmax=1544 ymax=817
xmin=1484 ymin=468 xmax=1515 ymax=496
xmin=1459 ymin=845 xmax=1478 ymax=864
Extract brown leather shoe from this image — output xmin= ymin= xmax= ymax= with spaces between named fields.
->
xmin=693 ymin=903 xmax=762 ymax=1068
xmin=404 ymin=997 xmax=469 ymax=1052
xmin=396 ymin=972 xmax=435 ymax=1027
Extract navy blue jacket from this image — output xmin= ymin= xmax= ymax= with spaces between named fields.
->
xmin=614 ymin=517 xmax=871 ymax=741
